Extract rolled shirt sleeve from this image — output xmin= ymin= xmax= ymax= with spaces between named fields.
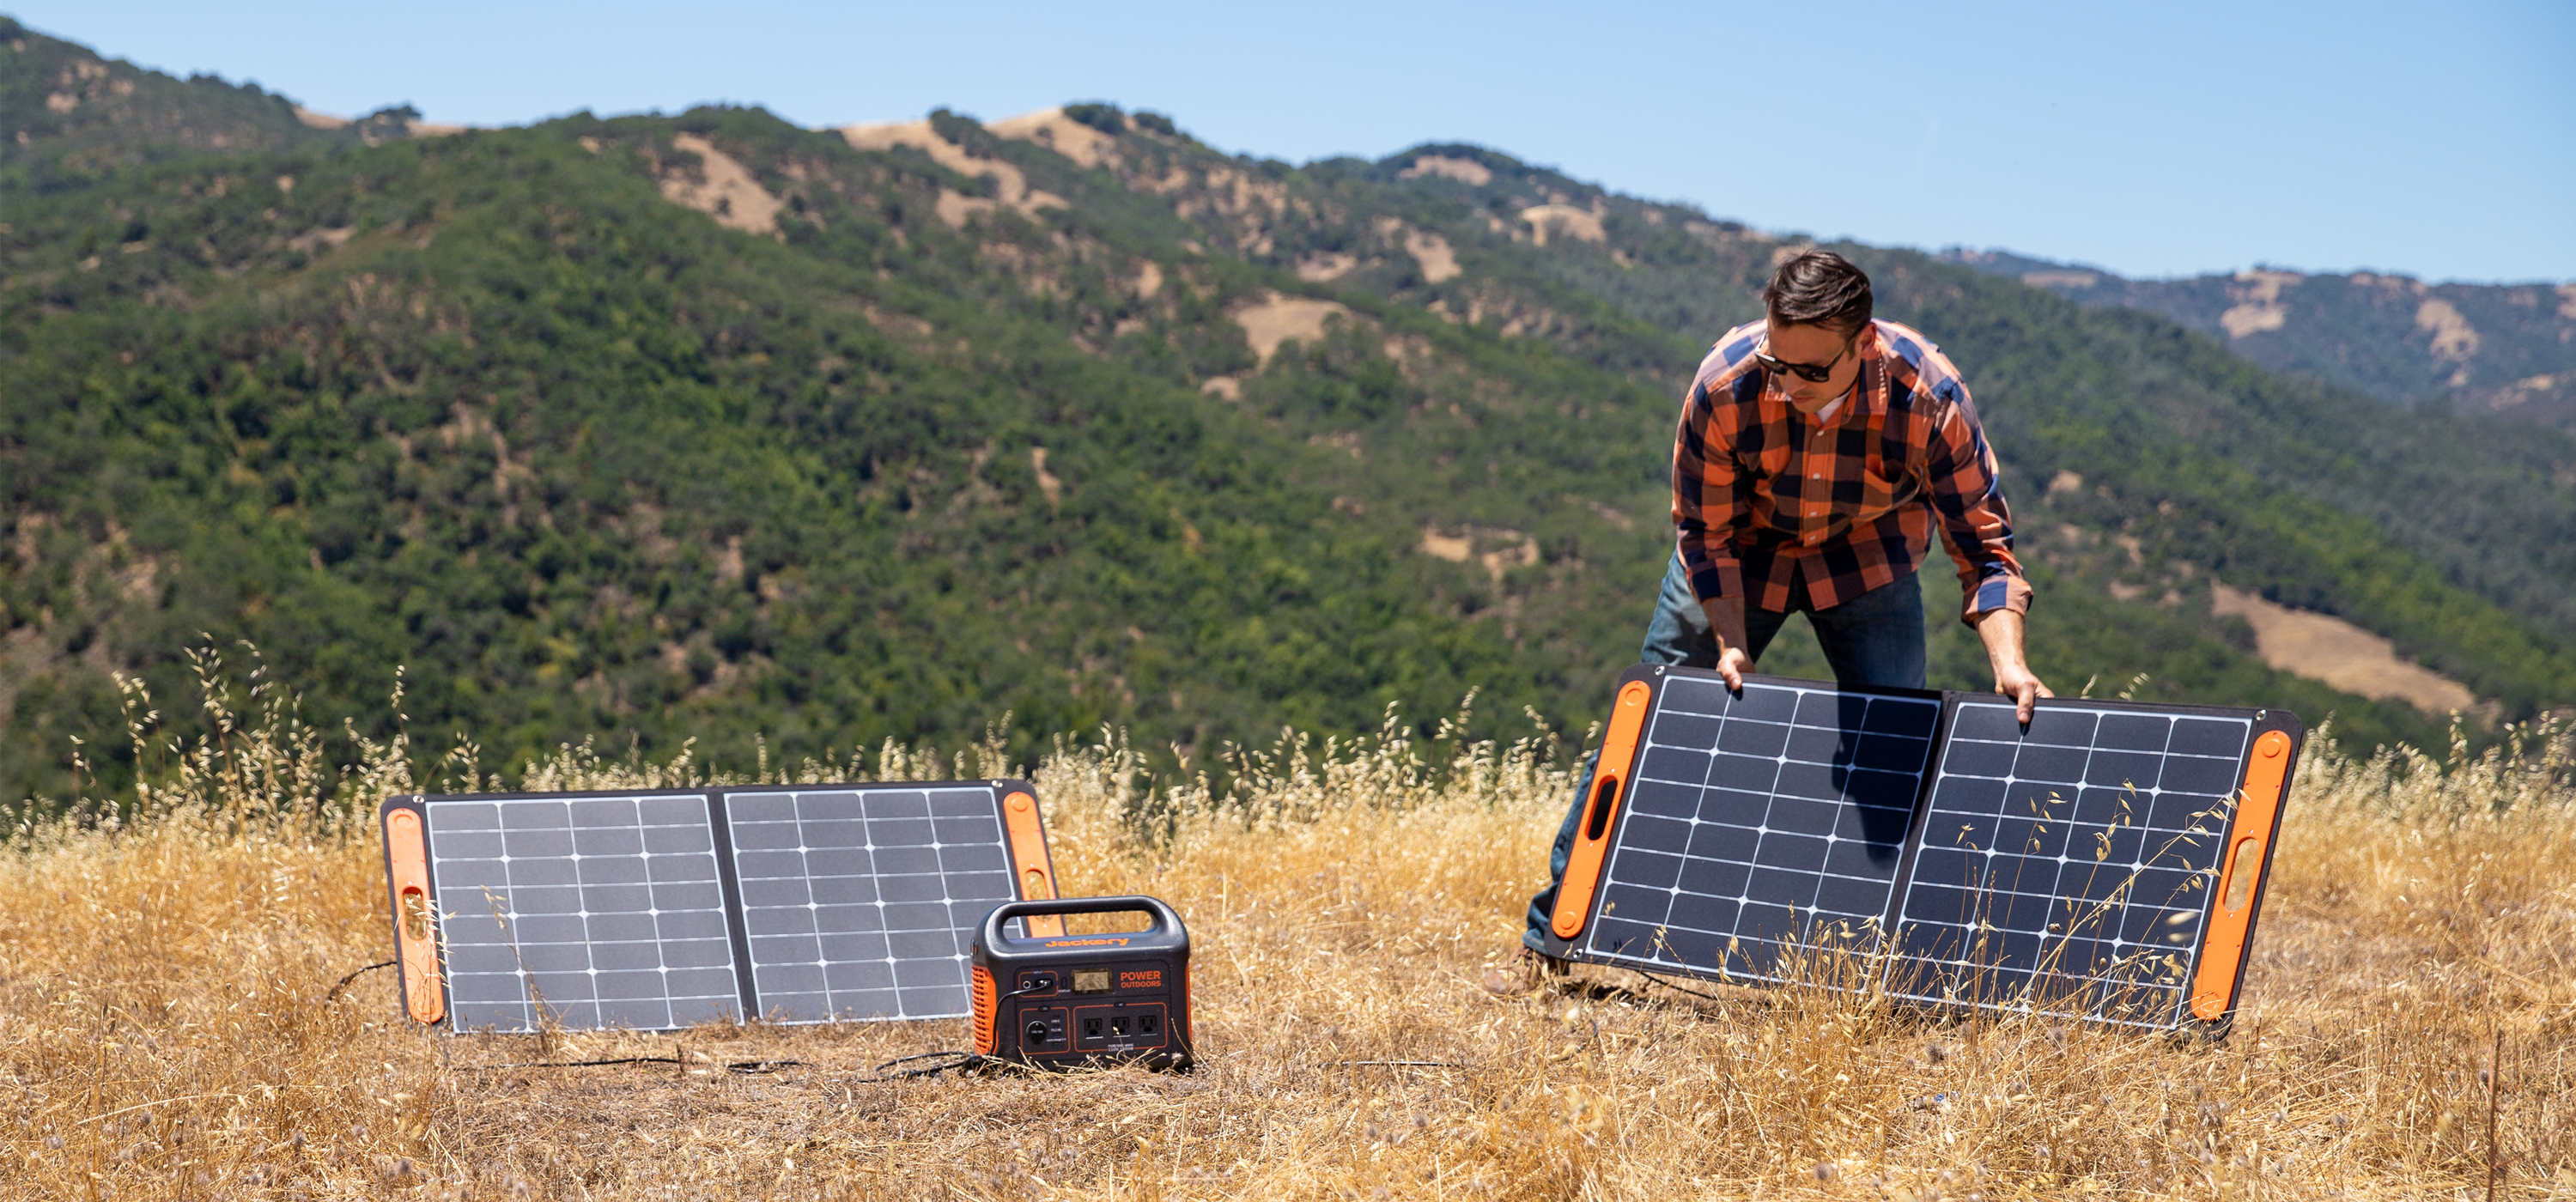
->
xmin=1671 ymin=376 xmax=1747 ymax=604
xmin=1920 ymin=376 xmax=2034 ymax=623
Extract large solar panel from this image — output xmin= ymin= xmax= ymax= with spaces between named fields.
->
xmin=1537 ymin=667 xmax=2301 ymax=1032
xmin=1585 ymin=676 xmax=1937 ymax=984
xmin=380 ymin=780 xmax=1063 ymax=1034
xmin=404 ymin=792 xmax=742 ymax=1033
xmin=726 ymin=786 xmax=1022 ymax=1023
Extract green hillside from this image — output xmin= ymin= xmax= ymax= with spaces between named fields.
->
xmin=0 ymin=107 xmax=1575 ymax=802
xmin=1190 ymin=141 xmax=2576 ymax=665
xmin=1049 ymin=124 xmax=2576 ymax=709
xmin=3 ymin=23 xmax=2570 ymax=804
xmin=0 ymin=16 xmax=388 ymax=189
xmin=1941 ymin=246 xmax=2576 ymax=429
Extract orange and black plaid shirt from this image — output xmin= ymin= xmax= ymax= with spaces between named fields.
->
xmin=1673 ymin=318 xmax=2033 ymax=622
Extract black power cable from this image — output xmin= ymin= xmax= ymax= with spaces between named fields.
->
xmin=328 ymin=962 xmax=1046 ymax=1082
xmin=835 ymin=980 xmax=1060 ymax=1080
xmin=848 ymin=1051 xmax=1001 ymax=1082
xmin=461 ymin=1054 xmax=807 ymax=1074
xmin=325 ymin=960 xmax=396 ymax=1003
xmin=1619 ymin=966 xmax=1735 ymax=1005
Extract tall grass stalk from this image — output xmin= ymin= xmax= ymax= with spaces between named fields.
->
xmin=1 ymin=654 xmax=2569 ymax=1199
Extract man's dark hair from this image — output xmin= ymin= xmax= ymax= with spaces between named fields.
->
xmin=1762 ymin=250 xmax=1874 ymax=337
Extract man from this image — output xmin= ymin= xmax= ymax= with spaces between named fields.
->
xmin=1521 ymin=249 xmax=2050 ymax=953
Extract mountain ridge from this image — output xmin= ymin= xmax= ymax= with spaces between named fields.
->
xmin=4 ymin=19 xmax=2569 ymax=805
xmin=1940 ymin=245 xmax=2576 ymax=428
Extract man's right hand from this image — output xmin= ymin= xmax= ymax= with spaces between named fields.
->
xmin=1715 ymin=647 xmax=1753 ymax=691
xmin=1698 ymin=596 xmax=1755 ymax=691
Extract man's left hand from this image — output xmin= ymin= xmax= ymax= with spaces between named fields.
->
xmin=1995 ymin=662 xmax=2052 ymax=725
xmin=1969 ymin=608 xmax=2050 ymax=725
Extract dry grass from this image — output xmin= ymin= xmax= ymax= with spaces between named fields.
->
xmin=3 ymin=655 xmax=2573 ymax=1199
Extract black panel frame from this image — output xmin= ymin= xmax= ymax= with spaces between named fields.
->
xmin=380 ymin=779 xmax=1048 ymax=1034
xmin=1533 ymin=665 xmax=2303 ymax=1035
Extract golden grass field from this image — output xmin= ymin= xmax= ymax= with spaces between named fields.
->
xmin=3 ymin=661 xmax=2572 ymax=1200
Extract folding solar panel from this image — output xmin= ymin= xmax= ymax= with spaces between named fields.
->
xmin=1536 ymin=668 xmax=2301 ymax=1032
xmin=380 ymin=780 xmax=1065 ymax=1034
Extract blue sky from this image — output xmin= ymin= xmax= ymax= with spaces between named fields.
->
xmin=20 ymin=1 xmax=2572 ymax=283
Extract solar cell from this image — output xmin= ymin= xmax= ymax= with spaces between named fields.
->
xmin=726 ymin=786 xmax=1022 ymax=1023
xmin=1538 ymin=667 xmax=2301 ymax=1032
xmin=1891 ymin=700 xmax=2254 ymax=1025
xmin=381 ymin=780 xmax=1061 ymax=1034
xmin=422 ymin=793 xmax=740 ymax=1034
xmin=1584 ymin=676 xmax=1938 ymax=983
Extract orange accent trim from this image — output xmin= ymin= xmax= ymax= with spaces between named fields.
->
xmin=1000 ymin=791 xmax=1065 ymax=938
xmin=2190 ymin=730 xmax=2292 ymax=1021
xmin=969 ymin=965 xmax=999 ymax=1055
xmin=1551 ymin=680 xmax=1655 ymax=939
xmin=385 ymin=809 xmax=445 ymax=1025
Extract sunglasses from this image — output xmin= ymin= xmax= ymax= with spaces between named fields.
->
xmin=1753 ymin=338 xmax=1852 ymax=384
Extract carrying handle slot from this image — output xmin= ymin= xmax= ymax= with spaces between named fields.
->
xmin=1582 ymin=775 xmax=1622 ymax=842
xmin=1550 ymin=679 xmax=1655 ymax=940
xmin=2189 ymin=730 xmax=2293 ymax=1022
xmin=382 ymin=807 xmax=446 ymax=1025
xmin=399 ymin=886 xmax=433 ymax=941
xmin=2221 ymin=835 xmax=2262 ymax=913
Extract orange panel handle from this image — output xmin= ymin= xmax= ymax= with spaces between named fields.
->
xmin=384 ymin=808 xmax=446 ymax=1025
xmin=1551 ymin=680 xmax=1655 ymax=939
xmin=2190 ymin=730 xmax=2293 ymax=1021
xmin=1001 ymin=790 xmax=1065 ymax=938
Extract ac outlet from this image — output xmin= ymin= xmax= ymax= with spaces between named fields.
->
xmin=1072 ymin=1004 xmax=1170 ymax=1050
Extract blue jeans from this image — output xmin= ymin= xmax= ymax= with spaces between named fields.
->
xmin=1522 ymin=555 xmax=1927 ymax=950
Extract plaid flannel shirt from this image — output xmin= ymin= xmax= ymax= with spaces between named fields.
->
xmin=1673 ymin=318 xmax=2033 ymax=623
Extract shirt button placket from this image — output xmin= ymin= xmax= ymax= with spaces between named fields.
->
xmin=1806 ymin=421 xmax=1828 ymax=543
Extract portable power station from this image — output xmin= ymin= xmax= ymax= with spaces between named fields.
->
xmin=970 ymin=895 xmax=1192 ymax=1071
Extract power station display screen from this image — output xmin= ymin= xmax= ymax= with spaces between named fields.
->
xmin=1072 ymin=969 xmax=1112 ymax=993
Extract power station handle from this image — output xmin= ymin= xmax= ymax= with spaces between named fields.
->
xmin=982 ymin=895 xmax=1184 ymax=946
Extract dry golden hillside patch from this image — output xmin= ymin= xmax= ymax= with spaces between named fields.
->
xmin=655 ymin=135 xmax=782 ymax=236
xmin=1517 ymin=204 xmax=1605 ymax=247
xmin=1376 ymin=216 xmax=1461 ymax=284
xmin=838 ymin=119 xmax=1064 ymax=229
xmin=2415 ymin=297 xmax=2482 ymax=379
xmin=1295 ymin=252 xmax=1358 ymax=282
xmin=2221 ymin=270 xmax=2300 ymax=339
xmin=988 ymin=108 xmax=1117 ymax=170
xmin=1231 ymin=291 xmax=1351 ymax=367
xmin=2020 ymin=270 xmax=2100 ymax=289
xmin=1400 ymin=155 xmax=1494 ymax=187
xmin=2 ymin=660 xmax=2573 ymax=1200
xmin=2210 ymin=582 xmax=2488 ymax=719
xmin=2488 ymin=373 xmax=2563 ymax=412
